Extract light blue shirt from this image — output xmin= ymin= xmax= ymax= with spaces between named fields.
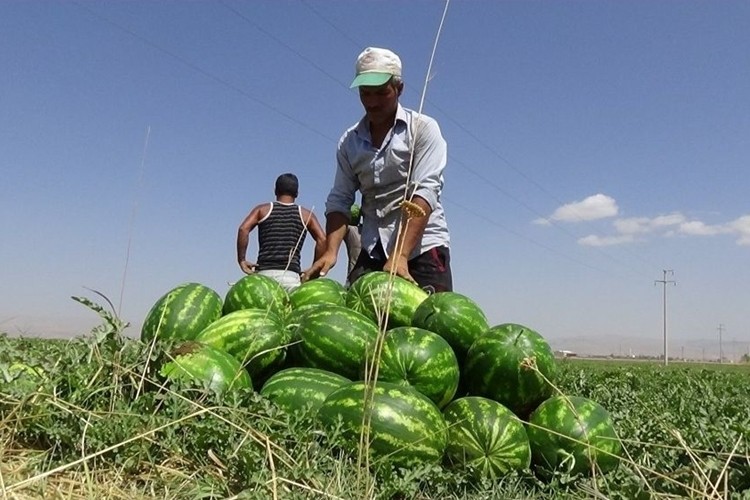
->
xmin=325 ymin=104 xmax=450 ymax=259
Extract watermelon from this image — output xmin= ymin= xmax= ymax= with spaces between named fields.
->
xmin=411 ymin=291 xmax=489 ymax=361
xmin=346 ymin=271 xmax=428 ymax=328
xmin=195 ymin=308 xmax=288 ymax=384
xmin=443 ymin=396 xmax=531 ymax=479
xmin=284 ymin=303 xmax=318 ymax=332
xmin=527 ymin=395 xmax=621 ymax=477
xmin=278 ymin=303 xmax=319 ymax=369
xmin=141 ymin=282 xmax=222 ymax=343
xmin=223 ymin=274 xmax=289 ymax=317
xmin=287 ymin=278 xmax=346 ymax=309
xmin=368 ymin=326 xmax=459 ymax=408
xmin=294 ymin=305 xmax=379 ymax=380
xmin=159 ymin=341 xmax=251 ymax=394
xmin=318 ymin=381 xmax=447 ymax=468
xmin=260 ymin=367 xmax=350 ymax=414
xmin=463 ymin=323 xmax=556 ymax=418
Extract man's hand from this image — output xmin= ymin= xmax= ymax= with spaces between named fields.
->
xmin=383 ymin=254 xmax=417 ymax=285
xmin=239 ymin=260 xmax=257 ymax=275
xmin=302 ymin=252 xmax=338 ymax=282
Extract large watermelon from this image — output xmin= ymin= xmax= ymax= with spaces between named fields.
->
xmin=141 ymin=282 xmax=222 ymax=343
xmin=159 ymin=341 xmax=251 ymax=394
xmin=287 ymin=278 xmax=346 ymax=309
xmin=318 ymin=381 xmax=447 ymax=468
xmin=368 ymin=326 xmax=459 ymax=408
xmin=223 ymin=274 xmax=289 ymax=317
xmin=195 ymin=308 xmax=288 ymax=384
xmin=294 ymin=305 xmax=378 ymax=380
xmin=463 ymin=323 xmax=556 ymax=418
xmin=260 ymin=367 xmax=350 ymax=414
xmin=346 ymin=271 xmax=428 ymax=328
xmin=284 ymin=303 xmax=318 ymax=333
xmin=527 ymin=395 xmax=621 ymax=477
xmin=443 ymin=396 xmax=531 ymax=479
xmin=279 ymin=303 xmax=319 ymax=369
xmin=411 ymin=291 xmax=489 ymax=361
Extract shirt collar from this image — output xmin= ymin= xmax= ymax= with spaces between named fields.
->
xmin=355 ymin=104 xmax=408 ymax=142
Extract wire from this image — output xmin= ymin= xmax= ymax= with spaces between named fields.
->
xmin=118 ymin=125 xmax=151 ymax=317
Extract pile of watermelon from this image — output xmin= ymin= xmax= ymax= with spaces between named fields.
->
xmin=142 ymin=272 xmax=622 ymax=479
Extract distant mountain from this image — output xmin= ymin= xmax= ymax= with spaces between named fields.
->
xmin=549 ymin=335 xmax=749 ymax=362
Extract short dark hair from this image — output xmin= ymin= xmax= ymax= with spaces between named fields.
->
xmin=275 ymin=173 xmax=299 ymax=197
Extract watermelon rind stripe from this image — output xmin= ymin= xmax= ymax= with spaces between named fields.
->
xmin=141 ymin=283 xmax=223 ymax=343
xmin=527 ymin=395 xmax=621 ymax=476
xmin=195 ymin=308 xmax=288 ymax=382
xmin=443 ymin=396 xmax=531 ymax=478
xmin=318 ymin=381 xmax=447 ymax=468
xmin=159 ymin=341 xmax=251 ymax=394
xmin=260 ymin=367 xmax=351 ymax=414
xmin=294 ymin=305 xmax=379 ymax=380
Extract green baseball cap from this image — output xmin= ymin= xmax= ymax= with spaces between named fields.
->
xmin=350 ymin=47 xmax=402 ymax=88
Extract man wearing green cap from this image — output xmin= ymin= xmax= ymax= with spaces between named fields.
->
xmin=305 ymin=47 xmax=452 ymax=293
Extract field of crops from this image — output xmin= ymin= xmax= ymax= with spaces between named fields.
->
xmin=2 ymin=322 xmax=748 ymax=499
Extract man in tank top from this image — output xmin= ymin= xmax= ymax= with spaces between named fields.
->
xmin=236 ymin=173 xmax=326 ymax=292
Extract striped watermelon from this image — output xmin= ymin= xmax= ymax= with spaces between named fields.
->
xmin=287 ymin=278 xmax=346 ymax=309
xmin=284 ymin=303 xmax=318 ymax=332
xmin=260 ymin=367 xmax=350 ymax=414
xmin=294 ymin=305 xmax=378 ymax=380
xmin=317 ymin=381 xmax=447 ymax=468
xmin=443 ymin=396 xmax=531 ymax=479
xmin=463 ymin=323 xmax=556 ymax=418
xmin=195 ymin=308 xmax=288 ymax=385
xmin=141 ymin=282 xmax=222 ymax=343
xmin=411 ymin=291 xmax=489 ymax=362
xmin=527 ymin=395 xmax=621 ymax=477
xmin=159 ymin=341 xmax=251 ymax=394
xmin=368 ymin=326 xmax=459 ymax=408
xmin=278 ymin=304 xmax=318 ymax=369
xmin=223 ymin=274 xmax=289 ymax=317
xmin=346 ymin=271 xmax=428 ymax=328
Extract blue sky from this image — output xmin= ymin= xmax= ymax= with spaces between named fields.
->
xmin=2 ymin=1 xmax=748 ymax=358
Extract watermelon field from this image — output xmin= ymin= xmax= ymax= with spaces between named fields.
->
xmin=1 ymin=274 xmax=749 ymax=499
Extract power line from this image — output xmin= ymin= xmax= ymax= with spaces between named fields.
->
xmin=73 ymin=1 xmax=338 ymax=144
xmin=289 ymin=1 xmax=662 ymax=281
xmin=430 ymin=99 xmax=662 ymax=277
xmin=219 ymin=0 xmax=349 ymax=91
xmin=654 ymin=270 xmax=676 ymax=366
xmin=445 ymin=197 xmax=628 ymax=278
xmin=73 ymin=1 xmax=662 ymax=284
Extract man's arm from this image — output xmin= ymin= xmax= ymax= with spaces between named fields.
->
xmin=236 ymin=204 xmax=266 ymax=274
xmin=383 ymin=116 xmax=447 ymax=282
xmin=383 ymin=196 xmax=431 ymax=283
xmin=300 ymin=208 xmax=327 ymax=262
xmin=302 ymin=211 xmax=349 ymax=280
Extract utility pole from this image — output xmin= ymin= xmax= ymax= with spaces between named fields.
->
xmin=717 ymin=324 xmax=725 ymax=363
xmin=655 ymin=270 xmax=676 ymax=366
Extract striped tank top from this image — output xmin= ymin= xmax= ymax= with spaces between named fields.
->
xmin=256 ymin=202 xmax=307 ymax=273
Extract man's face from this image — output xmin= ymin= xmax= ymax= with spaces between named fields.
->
xmin=358 ymin=80 xmax=401 ymax=127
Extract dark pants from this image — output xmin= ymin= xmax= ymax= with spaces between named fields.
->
xmin=348 ymin=242 xmax=453 ymax=294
